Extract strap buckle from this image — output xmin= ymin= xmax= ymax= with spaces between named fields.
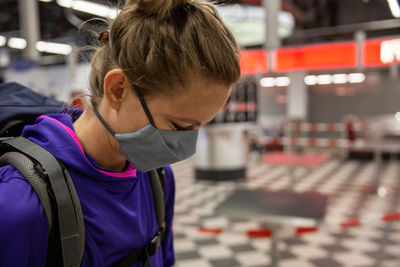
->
xmin=147 ymin=229 xmax=163 ymax=256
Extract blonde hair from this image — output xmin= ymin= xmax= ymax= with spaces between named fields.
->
xmin=88 ymin=0 xmax=241 ymax=105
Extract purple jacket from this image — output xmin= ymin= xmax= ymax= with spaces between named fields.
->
xmin=0 ymin=110 xmax=175 ymax=267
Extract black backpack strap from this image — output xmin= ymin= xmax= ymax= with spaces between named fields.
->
xmin=149 ymin=168 xmax=166 ymax=233
xmin=112 ymin=168 xmax=166 ymax=267
xmin=0 ymin=137 xmax=84 ymax=267
xmin=0 ymin=151 xmax=55 ymax=230
xmin=0 ymin=151 xmax=62 ymax=266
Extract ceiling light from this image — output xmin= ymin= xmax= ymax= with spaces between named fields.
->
xmin=0 ymin=36 xmax=6 ymax=47
xmin=36 ymin=41 xmax=72 ymax=55
xmin=317 ymin=74 xmax=332 ymax=85
xmin=304 ymin=75 xmax=318 ymax=86
xmin=73 ymin=1 xmax=118 ymax=19
xmin=56 ymin=0 xmax=73 ymax=8
xmin=260 ymin=77 xmax=275 ymax=87
xmin=39 ymin=0 xmax=53 ymax=2
xmin=348 ymin=73 xmax=366 ymax=83
xmin=332 ymin=74 xmax=348 ymax=84
xmin=275 ymin=77 xmax=290 ymax=87
xmin=57 ymin=0 xmax=119 ymax=19
xmin=387 ymin=0 xmax=400 ymax=18
xmin=8 ymin=38 xmax=27 ymax=49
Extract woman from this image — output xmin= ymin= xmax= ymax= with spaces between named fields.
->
xmin=0 ymin=0 xmax=240 ymax=266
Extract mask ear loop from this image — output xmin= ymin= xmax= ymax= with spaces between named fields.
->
xmin=135 ymin=89 xmax=156 ymax=127
xmin=91 ymin=100 xmax=116 ymax=136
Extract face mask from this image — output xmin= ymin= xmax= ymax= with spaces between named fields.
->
xmin=91 ymin=91 xmax=199 ymax=172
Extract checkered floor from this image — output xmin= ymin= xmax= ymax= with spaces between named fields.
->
xmin=170 ymin=155 xmax=400 ymax=267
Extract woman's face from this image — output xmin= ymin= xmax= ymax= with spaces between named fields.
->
xmin=112 ymin=72 xmax=232 ymax=133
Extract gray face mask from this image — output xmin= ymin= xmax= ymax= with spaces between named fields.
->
xmin=91 ymin=91 xmax=199 ymax=172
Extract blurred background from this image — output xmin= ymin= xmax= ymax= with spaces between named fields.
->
xmin=2 ymin=0 xmax=400 ymax=267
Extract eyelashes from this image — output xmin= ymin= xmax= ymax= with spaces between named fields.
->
xmin=171 ymin=122 xmax=188 ymax=131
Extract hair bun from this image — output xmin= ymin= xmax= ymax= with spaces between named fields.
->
xmin=125 ymin=0 xmax=190 ymax=19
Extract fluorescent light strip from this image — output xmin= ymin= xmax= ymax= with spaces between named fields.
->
xmin=56 ymin=0 xmax=73 ymax=7
xmin=260 ymin=77 xmax=291 ymax=87
xmin=8 ymin=38 xmax=27 ymax=49
xmin=304 ymin=75 xmax=317 ymax=85
xmin=305 ymin=73 xmax=365 ymax=85
xmin=348 ymin=73 xmax=366 ymax=83
xmin=56 ymin=0 xmax=119 ymax=19
xmin=317 ymin=74 xmax=332 ymax=85
xmin=36 ymin=41 xmax=72 ymax=55
xmin=332 ymin=74 xmax=347 ymax=84
xmin=388 ymin=0 xmax=400 ymax=18
xmin=260 ymin=77 xmax=275 ymax=87
xmin=6 ymin=37 xmax=72 ymax=55
xmin=0 ymin=36 xmax=6 ymax=47
xmin=275 ymin=76 xmax=291 ymax=87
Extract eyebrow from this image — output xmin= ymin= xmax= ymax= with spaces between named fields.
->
xmin=169 ymin=116 xmax=202 ymax=126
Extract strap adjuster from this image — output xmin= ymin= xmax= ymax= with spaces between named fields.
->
xmin=147 ymin=230 xmax=162 ymax=256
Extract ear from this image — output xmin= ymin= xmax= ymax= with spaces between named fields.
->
xmin=103 ymin=69 xmax=130 ymax=111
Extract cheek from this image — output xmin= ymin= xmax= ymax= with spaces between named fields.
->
xmin=115 ymin=100 xmax=148 ymax=133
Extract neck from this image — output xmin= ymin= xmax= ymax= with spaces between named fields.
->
xmin=73 ymin=110 xmax=127 ymax=172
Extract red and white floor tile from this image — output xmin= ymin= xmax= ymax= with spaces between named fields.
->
xmin=171 ymin=157 xmax=400 ymax=267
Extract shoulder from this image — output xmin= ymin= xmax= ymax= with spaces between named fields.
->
xmin=0 ymin=164 xmax=48 ymax=230
xmin=0 ymin=165 xmax=48 ymax=265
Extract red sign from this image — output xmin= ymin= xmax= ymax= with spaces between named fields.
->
xmin=239 ymin=37 xmax=400 ymax=75
xmin=363 ymin=38 xmax=400 ymax=67
xmin=240 ymin=50 xmax=269 ymax=75
xmin=275 ymin=42 xmax=357 ymax=72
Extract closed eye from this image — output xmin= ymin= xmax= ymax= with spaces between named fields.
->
xmin=172 ymin=122 xmax=188 ymax=131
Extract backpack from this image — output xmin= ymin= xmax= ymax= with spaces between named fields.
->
xmin=0 ymin=82 xmax=166 ymax=267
